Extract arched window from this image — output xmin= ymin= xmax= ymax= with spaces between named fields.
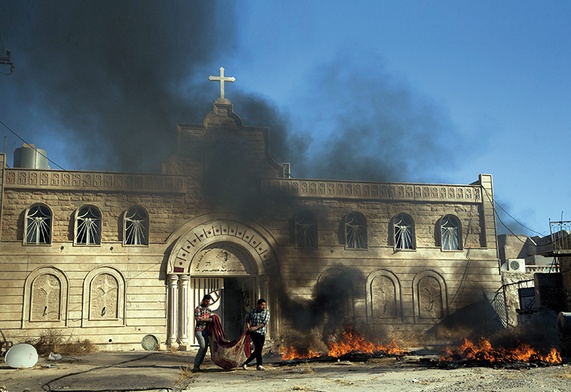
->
xmin=24 ymin=203 xmax=52 ymax=245
xmin=344 ymin=212 xmax=367 ymax=249
xmin=441 ymin=214 xmax=461 ymax=250
xmin=124 ymin=206 xmax=149 ymax=245
xmin=393 ymin=213 xmax=415 ymax=250
xmin=294 ymin=211 xmax=318 ymax=249
xmin=75 ymin=205 xmax=102 ymax=245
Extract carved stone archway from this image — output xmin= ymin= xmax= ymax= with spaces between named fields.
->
xmin=165 ymin=216 xmax=279 ymax=349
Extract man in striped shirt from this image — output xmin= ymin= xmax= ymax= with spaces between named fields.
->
xmin=241 ymin=298 xmax=270 ymax=371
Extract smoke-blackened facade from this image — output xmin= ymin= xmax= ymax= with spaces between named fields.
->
xmin=0 ymin=97 xmax=502 ymax=351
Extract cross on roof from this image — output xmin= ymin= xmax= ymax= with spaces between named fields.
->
xmin=208 ymin=67 xmax=235 ymax=99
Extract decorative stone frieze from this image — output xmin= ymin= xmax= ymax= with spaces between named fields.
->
xmin=5 ymin=169 xmax=186 ymax=194
xmin=262 ymin=179 xmax=481 ymax=203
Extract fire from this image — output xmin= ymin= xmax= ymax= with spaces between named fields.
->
xmin=280 ymin=345 xmax=320 ymax=360
xmin=327 ymin=327 xmax=405 ymax=358
xmin=280 ymin=326 xmax=405 ymax=361
xmin=444 ymin=337 xmax=562 ymax=365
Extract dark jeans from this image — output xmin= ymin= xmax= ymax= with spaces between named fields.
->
xmin=244 ymin=332 xmax=265 ymax=366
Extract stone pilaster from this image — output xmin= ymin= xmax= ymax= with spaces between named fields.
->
xmin=177 ymin=274 xmax=190 ymax=350
xmin=167 ymin=274 xmax=179 ymax=347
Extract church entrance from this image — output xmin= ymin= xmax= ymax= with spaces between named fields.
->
xmin=166 ymin=219 xmax=278 ymax=349
xmin=190 ymin=276 xmax=256 ymax=343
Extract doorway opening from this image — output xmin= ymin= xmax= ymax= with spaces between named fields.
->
xmin=190 ymin=276 xmax=256 ymax=344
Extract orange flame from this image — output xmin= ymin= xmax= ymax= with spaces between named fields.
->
xmin=327 ymin=327 xmax=404 ymax=357
xmin=280 ymin=345 xmax=320 ymax=360
xmin=443 ymin=337 xmax=562 ymax=364
xmin=280 ymin=326 xmax=405 ymax=360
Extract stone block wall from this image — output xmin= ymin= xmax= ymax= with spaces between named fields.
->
xmin=0 ymin=242 xmax=169 ymax=350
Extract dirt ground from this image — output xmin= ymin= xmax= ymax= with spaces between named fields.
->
xmin=1 ymin=351 xmax=570 ymax=391
xmin=182 ymin=355 xmax=571 ymax=392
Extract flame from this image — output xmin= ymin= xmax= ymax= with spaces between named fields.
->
xmin=280 ymin=345 xmax=320 ymax=360
xmin=280 ymin=326 xmax=405 ymax=360
xmin=327 ymin=326 xmax=405 ymax=358
xmin=443 ymin=337 xmax=562 ymax=365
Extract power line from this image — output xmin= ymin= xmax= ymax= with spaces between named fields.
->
xmin=0 ymin=33 xmax=14 ymax=75
xmin=0 ymin=119 xmax=68 ymax=171
xmin=493 ymin=194 xmax=546 ymax=236
xmin=0 ymin=118 xmax=166 ymax=328
xmin=482 ymin=187 xmax=546 ymax=244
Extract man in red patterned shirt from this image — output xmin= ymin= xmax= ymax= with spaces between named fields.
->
xmin=193 ymin=294 xmax=213 ymax=372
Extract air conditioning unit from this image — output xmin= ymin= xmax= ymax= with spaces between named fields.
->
xmin=508 ymin=258 xmax=526 ymax=272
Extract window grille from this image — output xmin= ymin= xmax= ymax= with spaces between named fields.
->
xmin=124 ymin=206 xmax=149 ymax=245
xmin=394 ymin=213 xmax=414 ymax=250
xmin=25 ymin=204 xmax=52 ymax=244
xmin=76 ymin=205 xmax=101 ymax=245
xmin=345 ymin=212 xmax=367 ymax=249
xmin=295 ymin=211 xmax=318 ymax=249
xmin=441 ymin=215 xmax=461 ymax=250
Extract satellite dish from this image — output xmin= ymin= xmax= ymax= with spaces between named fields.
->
xmin=5 ymin=343 xmax=39 ymax=369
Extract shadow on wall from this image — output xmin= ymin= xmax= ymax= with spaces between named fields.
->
xmin=425 ymin=296 xmax=504 ymax=345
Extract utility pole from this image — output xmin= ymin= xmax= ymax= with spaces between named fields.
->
xmin=0 ymin=50 xmax=14 ymax=74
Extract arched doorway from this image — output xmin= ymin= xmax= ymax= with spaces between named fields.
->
xmin=165 ymin=216 xmax=279 ymax=350
xmin=189 ymin=243 xmax=257 ymax=341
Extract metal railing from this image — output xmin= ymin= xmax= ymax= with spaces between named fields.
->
xmin=525 ymin=264 xmax=560 ymax=273
xmin=550 ymin=220 xmax=571 ymax=254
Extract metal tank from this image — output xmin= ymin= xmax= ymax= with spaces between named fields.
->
xmin=13 ymin=144 xmax=50 ymax=169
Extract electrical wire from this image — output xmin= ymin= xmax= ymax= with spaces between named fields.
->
xmin=0 ymin=119 xmax=68 ymax=171
xmin=0 ymin=33 xmax=14 ymax=75
xmin=482 ymin=186 xmax=547 ymax=240
xmin=0 ymin=117 xmax=167 ymax=329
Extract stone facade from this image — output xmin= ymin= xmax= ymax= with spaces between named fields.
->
xmin=0 ymin=98 xmax=502 ymax=351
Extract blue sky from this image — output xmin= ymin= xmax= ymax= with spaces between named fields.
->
xmin=1 ymin=1 xmax=570 ymax=237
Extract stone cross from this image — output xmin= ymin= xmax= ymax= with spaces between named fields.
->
xmin=209 ymin=67 xmax=235 ymax=99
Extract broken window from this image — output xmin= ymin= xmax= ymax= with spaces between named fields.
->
xmin=75 ymin=205 xmax=101 ymax=245
xmin=295 ymin=211 xmax=318 ymax=249
xmin=345 ymin=212 xmax=367 ymax=249
xmin=441 ymin=214 xmax=461 ymax=250
xmin=124 ymin=206 xmax=149 ymax=246
xmin=25 ymin=203 xmax=52 ymax=245
xmin=393 ymin=213 xmax=414 ymax=250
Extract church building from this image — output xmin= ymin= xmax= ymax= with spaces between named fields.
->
xmin=0 ymin=70 xmax=503 ymax=352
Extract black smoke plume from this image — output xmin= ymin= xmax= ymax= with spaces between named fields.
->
xmin=1 ymin=2 xmax=467 ymax=185
xmin=0 ymin=0 xmax=236 ymax=172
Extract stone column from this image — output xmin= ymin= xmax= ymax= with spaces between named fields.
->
xmin=258 ymin=275 xmax=270 ymax=302
xmin=167 ymin=274 xmax=179 ymax=347
xmin=258 ymin=275 xmax=273 ymax=337
xmin=178 ymin=274 xmax=190 ymax=349
xmin=479 ymin=174 xmax=497 ymax=249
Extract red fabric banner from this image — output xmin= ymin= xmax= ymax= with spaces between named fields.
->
xmin=208 ymin=314 xmax=251 ymax=369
